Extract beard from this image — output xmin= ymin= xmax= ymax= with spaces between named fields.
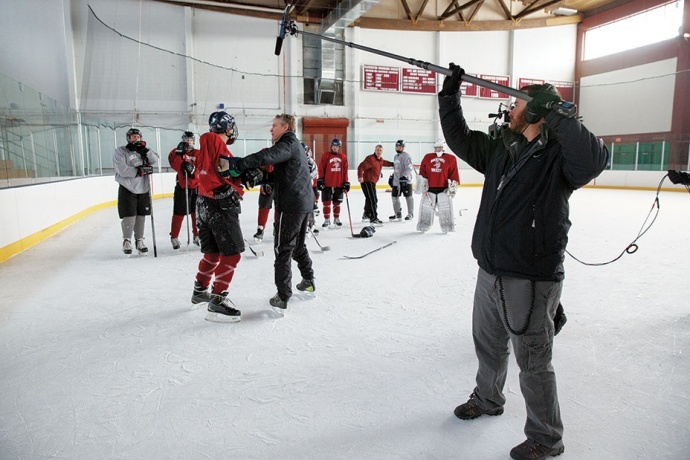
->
xmin=509 ymin=109 xmax=529 ymax=134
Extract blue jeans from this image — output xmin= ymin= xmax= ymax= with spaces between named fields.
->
xmin=471 ymin=267 xmax=564 ymax=449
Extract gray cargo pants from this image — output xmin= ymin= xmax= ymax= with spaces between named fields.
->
xmin=471 ymin=267 xmax=564 ymax=449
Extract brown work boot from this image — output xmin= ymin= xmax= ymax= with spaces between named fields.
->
xmin=510 ymin=439 xmax=564 ymax=459
xmin=454 ymin=392 xmax=504 ymax=420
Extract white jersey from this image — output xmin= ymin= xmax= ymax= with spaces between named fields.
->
xmin=392 ymin=151 xmax=414 ymax=186
xmin=113 ymin=145 xmax=159 ymax=194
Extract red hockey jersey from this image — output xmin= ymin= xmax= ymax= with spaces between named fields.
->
xmin=419 ymin=153 xmax=460 ymax=189
xmin=168 ymin=147 xmax=200 ymax=189
xmin=318 ymin=151 xmax=348 ymax=187
xmin=196 ymin=132 xmax=244 ymax=199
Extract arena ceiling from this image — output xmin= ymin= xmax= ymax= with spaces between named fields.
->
xmin=155 ymin=0 xmax=627 ymax=31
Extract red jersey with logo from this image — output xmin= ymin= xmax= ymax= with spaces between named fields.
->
xmin=168 ymin=148 xmax=200 ymax=189
xmin=318 ymin=151 xmax=348 ymax=187
xmin=196 ymin=132 xmax=244 ymax=199
xmin=419 ymin=152 xmax=460 ymax=188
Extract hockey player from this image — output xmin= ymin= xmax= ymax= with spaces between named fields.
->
xmin=168 ymin=131 xmax=200 ymax=249
xmin=113 ymin=128 xmax=159 ymax=255
xmin=416 ymin=140 xmax=460 ymax=233
xmin=317 ymin=138 xmax=349 ymax=227
xmin=190 ymin=111 xmax=246 ymax=323
xmin=303 ymin=142 xmax=320 ymax=235
xmin=357 ymin=144 xmax=393 ymax=225
xmin=224 ymin=114 xmax=316 ymax=315
xmin=389 ymin=139 xmax=415 ymax=221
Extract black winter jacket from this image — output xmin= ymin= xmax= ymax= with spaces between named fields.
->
xmin=439 ymin=93 xmax=609 ymax=281
xmin=237 ymin=131 xmax=315 ymax=214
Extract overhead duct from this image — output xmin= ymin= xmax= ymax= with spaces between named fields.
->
xmin=304 ymin=0 xmax=380 ymax=104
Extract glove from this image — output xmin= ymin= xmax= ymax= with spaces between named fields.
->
xmin=343 ymin=181 xmax=350 ymax=192
xmin=137 ymin=165 xmax=153 ymax=176
xmin=126 ymin=142 xmax=137 ymax=151
xmin=388 ymin=174 xmax=394 ymax=187
xmin=447 ymin=179 xmax=458 ymax=197
xmin=241 ymin=168 xmax=263 ymax=189
xmin=213 ymin=185 xmax=241 ymax=210
xmin=439 ymin=63 xmax=465 ymax=97
xmin=175 ymin=141 xmax=187 ymax=155
xmin=182 ymin=161 xmax=195 ymax=177
xmin=260 ymin=183 xmax=273 ymax=195
xmin=316 ymin=178 xmax=325 ymax=191
xmin=525 ymin=89 xmax=563 ymax=123
xmin=219 ymin=156 xmax=243 ymax=178
xmin=399 ymin=176 xmax=409 ymax=189
xmin=553 ymin=302 xmax=567 ymax=336
xmin=135 ymin=141 xmax=149 ymax=155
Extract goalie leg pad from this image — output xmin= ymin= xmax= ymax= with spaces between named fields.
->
xmin=417 ymin=193 xmax=436 ymax=232
xmin=437 ymin=192 xmax=455 ymax=233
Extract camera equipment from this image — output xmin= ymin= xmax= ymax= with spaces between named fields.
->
xmin=488 ymin=102 xmax=511 ymax=139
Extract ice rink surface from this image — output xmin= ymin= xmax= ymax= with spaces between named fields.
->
xmin=1 ymin=186 xmax=689 ymax=459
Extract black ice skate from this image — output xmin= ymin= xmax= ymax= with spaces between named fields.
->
xmin=334 ymin=218 xmax=343 ymax=227
xmin=206 ymin=292 xmax=241 ymax=323
xmin=191 ymin=281 xmax=213 ymax=309
xmin=296 ymin=278 xmax=316 ymax=293
xmin=254 ymin=226 xmax=264 ymax=243
xmin=370 ymin=218 xmax=383 ymax=226
xmin=404 ymin=213 xmax=414 ymax=221
xmin=389 ymin=212 xmax=402 ymax=222
xmin=171 ymin=237 xmax=181 ymax=250
xmin=322 ymin=219 xmax=331 ymax=228
xmin=269 ymin=293 xmax=288 ymax=316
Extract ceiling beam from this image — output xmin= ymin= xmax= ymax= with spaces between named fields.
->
xmin=354 ymin=14 xmax=582 ymax=30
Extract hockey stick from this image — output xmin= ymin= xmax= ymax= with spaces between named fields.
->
xmin=184 ymin=171 xmax=191 ymax=247
xmin=343 ymin=241 xmax=397 ymax=259
xmin=244 ymin=239 xmax=264 ymax=257
xmin=344 ymin=191 xmax=355 ymax=237
xmin=149 ymin=174 xmax=158 ymax=257
xmin=309 ymin=229 xmax=331 ymax=251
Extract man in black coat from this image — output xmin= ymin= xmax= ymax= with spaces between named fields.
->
xmin=438 ymin=65 xmax=609 ymax=460
xmin=229 ymin=114 xmax=316 ymax=315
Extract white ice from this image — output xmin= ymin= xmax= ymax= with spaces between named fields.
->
xmin=0 ymin=187 xmax=689 ymax=459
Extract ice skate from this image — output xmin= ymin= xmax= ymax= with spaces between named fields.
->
xmin=322 ymin=219 xmax=331 ymax=228
xmin=296 ymin=278 xmax=316 ymax=293
xmin=171 ymin=237 xmax=181 ymax=250
xmin=334 ymin=218 xmax=342 ymax=227
xmin=269 ymin=293 xmax=288 ymax=316
xmin=193 ymin=235 xmax=200 ymax=246
xmin=205 ymin=292 xmax=241 ymax=323
xmin=389 ymin=212 xmax=402 ymax=222
xmin=122 ymin=239 xmax=133 ymax=255
xmin=370 ymin=218 xmax=383 ymax=226
xmin=253 ymin=226 xmax=264 ymax=243
xmin=135 ymin=238 xmax=148 ymax=254
xmin=404 ymin=213 xmax=414 ymax=221
xmin=361 ymin=213 xmax=370 ymax=223
xmin=190 ymin=281 xmax=213 ymax=309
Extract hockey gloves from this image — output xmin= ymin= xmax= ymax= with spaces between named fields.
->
xmin=668 ymin=170 xmax=690 ymax=185
xmin=316 ymin=178 xmax=325 ymax=191
xmin=213 ymin=185 xmax=241 ymax=210
xmin=175 ymin=141 xmax=188 ymax=155
xmin=241 ymin=168 xmax=263 ymax=189
xmin=388 ymin=174 xmax=394 ymax=188
xmin=182 ymin=161 xmax=195 ymax=178
xmin=343 ymin=181 xmax=350 ymax=192
xmin=398 ymin=176 xmax=409 ymax=189
xmin=220 ymin=156 xmax=243 ymax=178
xmin=260 ymin=184 xmax=273 ymax=195
xmin=438 ymin=63 xmax=465 ymax=97
xmin=525 ymin=90 xmax=562 ymax=124
xmin=447 ymin=179 xmax=458 ymax=197
xmin=137 ymin=165 xmax=153 ymax=176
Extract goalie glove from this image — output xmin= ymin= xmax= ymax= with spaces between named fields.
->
xmin=447 ymin=179 xmax=458 ymax=197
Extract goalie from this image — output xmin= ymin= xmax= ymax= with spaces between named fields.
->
xmin=416 ymin=140 xmax=460 ymax=233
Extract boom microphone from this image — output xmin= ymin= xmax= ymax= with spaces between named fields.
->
xmin=274 ymin=6 xmax=291 ymax=56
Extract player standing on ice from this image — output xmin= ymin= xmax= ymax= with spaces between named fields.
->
xmin=389 ymin=139 xmax=415 ymax=221
xmin=416 ymin=139 xmax=460 ymax=233
xmin=113 ymin=128 xmax=159 ymax=255
xmin=317 ymin=138 xmax=349 ymax=228
xmin=357 ymin=144 xmax=393 ymax=225
xmin=189 ymin=112 xmax=247 ymax=323
xmin=439 ymin=64 xmax=608 ymax=460
xmin=303 ymin=142 xmax=320 ymax=235
xmin=168 ymin=131 xmax=200 ymax=249
xmin=223 ymin=114 xmax=316 ymax=315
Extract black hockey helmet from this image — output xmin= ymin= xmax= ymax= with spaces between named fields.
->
xmin=126 ymin=128 xmax=142 ymax=141
xmin=208 ymin=111 xmax=238 ymax=144
xmin=331 ymin=138 xmax=342 ymax=148
xmin=182 ymin=131 xmax=195 ymax=141
xmin=395 ymin=139 xmax=405 ymax=148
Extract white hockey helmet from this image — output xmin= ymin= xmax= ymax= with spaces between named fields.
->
xmin=434 ymin=139 xmax=444 ymax=155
